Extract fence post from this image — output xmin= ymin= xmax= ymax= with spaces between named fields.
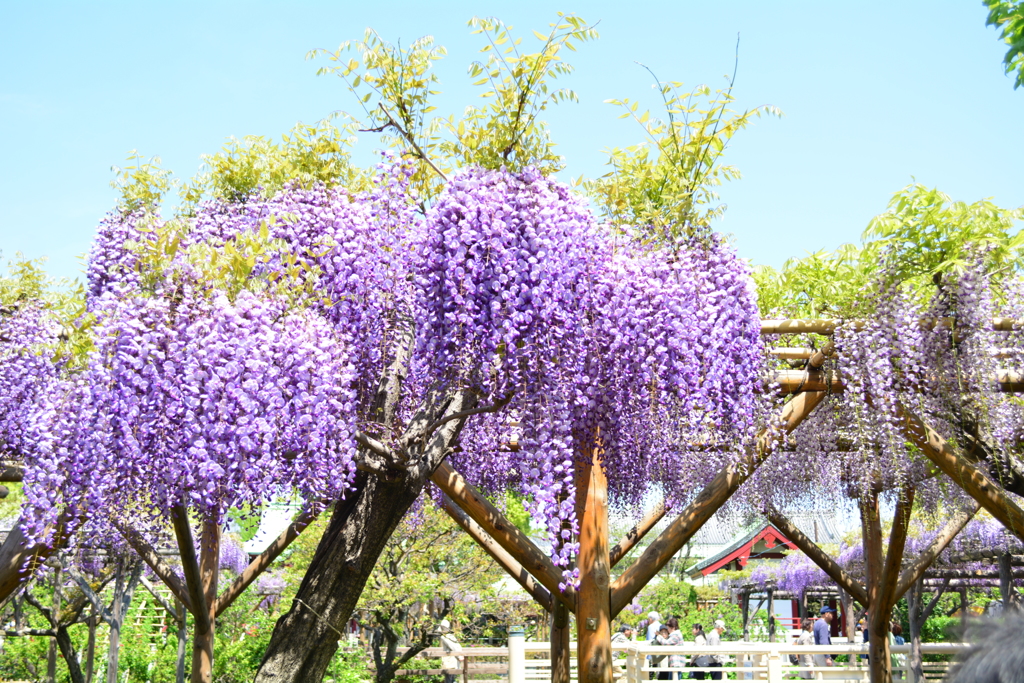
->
xmin=766 ymin=648 xmax=782 ymax=683
xmin=508 ymin=627 xmax=525 ymax=683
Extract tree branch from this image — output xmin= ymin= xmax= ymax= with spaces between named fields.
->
xmin=170 ymin=504 xmax=209 ymax=628
xmin=419 ymin=393 xmax=514 ymax=443
xmin=113 ymin=518 xmax=193 ymax=614
xmin=370 ymin=103 xmax=448 ymax=181
xmin=921 ymin=578 xmax=950 ymax=622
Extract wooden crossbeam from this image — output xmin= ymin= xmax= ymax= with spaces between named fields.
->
xmin=771 ymin=369 xmax=1024 ymax=393
xmin=896 ymin=404 xmax=1024 ymax=543
xmin=766 ymin=508 xmax=869 ymax=607
xmin=608 ymin=389 xmax=827 ymax=618
xmin=760 ymin=317 xmax=1020 ymax=335
xmin=608 ymin=501 xmax=666 ymax=568
xmin=431 ymin=461 xmax=577 ymax=613
xmin=215 ymin=507 xmax=319 ymax=617
xmin=439 ymin=494 xmax=553 ymax=613
xmin=894 ymin=502 xmax=979 ymax=603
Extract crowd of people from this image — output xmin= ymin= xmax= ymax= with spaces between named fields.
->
xmin=609 ymin=606 xmax=856 ymax=680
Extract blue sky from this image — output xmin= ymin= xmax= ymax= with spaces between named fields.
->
xmin=1 ymin=1 xmax=1021 ymax=283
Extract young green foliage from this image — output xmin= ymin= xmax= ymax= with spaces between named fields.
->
xmin=309 ymin=30 xmax=449 ymax=198
xmin=863 ymin=183 xmax=1024 ymax=290
xmin=110 ymin=151 xmax=177 ymax=216
xmin=309 ymin=15 xmax=597 ymax=200
xmin=984 ymin=0 xmax=1024 ymax=89
xmin=753 ymin=184 xmax=1024 ymax=319
xmin=589 ymin=49 xmax=780 ymax=245
xmin=184 ymin=119 xmax=360 ymax=207
xmin=443 ymin=14 xmax=598 ymax=175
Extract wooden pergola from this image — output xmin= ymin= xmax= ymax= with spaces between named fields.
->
xmin=430 ymin=318 xmax=1024 ymax=683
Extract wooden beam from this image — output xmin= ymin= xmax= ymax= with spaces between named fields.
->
xmin=215 ymin=507 xmax=319 ymax=617
xmin=771 ymin=370 xmax=1023 ymax=394
xmin=114 ymin=519 xmax=193 ymax=614
xmin=766 ymin=509 xmax=869 ymax=607
xmin=438 ymin=494 xmax=553 ymax=613
xmin=897 ymin=404 xmax=1024 ymax=544
xmin=760 ymin=317 xmax=1020 ymax=335
xmin=609 ymin=501 xmax=666 ymax=568
xmin=893 ymin=502 xmax=979 ymax=602
xmin=576 ymin=452 xmax=611 ymax=683
xmin=609 ymin=390 xmax=827 ymax=617
xmin=0 ymin=463 xmax=24 ymax=482
xmin=431 ymin=461 xmax=576 ymax=613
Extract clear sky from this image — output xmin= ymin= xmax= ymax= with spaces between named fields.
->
xmin=2 ymin=1 xmax=1021 ymax=283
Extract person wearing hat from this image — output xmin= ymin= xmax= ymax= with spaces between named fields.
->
xmin=612 ymin=624 xmax=635 ymax=644
xmin=705 ymin=620 xmax=727 ymax=680
xmin=438 ymin=619 xmax=463 ymax=683
xmin=813 ymin=607 xmax=836 ymax=669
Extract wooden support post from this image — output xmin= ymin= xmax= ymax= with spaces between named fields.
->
xmin=609 ymin=501 xmax=666 ymax=567
xmin=187 ymin=519 xmax=220 ymax=683
xmin=878 ymin=486 xmax=914 ymax=615
xmin=861 ymin=490 xmax=892 ymax=683
xmin=576 ymin=452 xmax=611 ymax=683
xmin=439 ymin=494 xmax=554 ymax=612
xmin=999 ymin=552 xmax=1016 ymax=611
xmin=894 ymin=502 xmax=979 ymax=603
xmin=432 ymin=461 xmax=577 ymax=613
xmin=742 ymin=593 xmax=751 ymax=642
xmin=896 ymin=404 xmax=1024 ymax=543
xmin=767 ymin=509 xmax=869 ymax=607
xmin=610 ymin=391 xmax=826 ymax=617
xmin=767 ymin=587 xmax=776 ymax=643
xmin=551 ymin=601 xmax=571 ymax=683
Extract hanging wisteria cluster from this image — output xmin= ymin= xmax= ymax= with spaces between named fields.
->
xmin=419 ymin=167 xmax=766 ymax=585
xmin=747 ymin=256 xmax=1024 ymax=516
xmin=5 ymin=158 xmax=767 ymax=585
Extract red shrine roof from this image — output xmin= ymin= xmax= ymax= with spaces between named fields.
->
xmin=689 ymin=523 xmax=797 ymax=577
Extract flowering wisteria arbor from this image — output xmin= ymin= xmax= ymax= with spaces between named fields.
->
xmin=0 ymin=17 xmax=1022 ymax=683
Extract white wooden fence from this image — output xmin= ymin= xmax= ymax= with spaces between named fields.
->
xmin=390 ymin=637 xmax=967 ymax=683
xmin=511 ymin=638 xmax=968 ymax=683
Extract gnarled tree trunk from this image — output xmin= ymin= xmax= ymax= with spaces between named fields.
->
xmin=254 ymin=386 xmax=477 ymax=682
xmin=254 ymin=471 xmax=425 ymax=680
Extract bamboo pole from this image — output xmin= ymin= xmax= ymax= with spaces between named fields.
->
xmin=893 ymin=502 xmax=979 ymax=602
xmin=609 ymin=390 xmax=827 ymax=617
xmin=896 ymin=404 xmax=1024 ymax=543
xmin=432 ymin=461 xmax=577 ymax=613
xmin=766 ymin=509 xmax=869 ymax=607
xmin=609 ymin=501 xmax=666 ymax=567
xmin=439 ymin=494 xmax=554 ymax=612
xmin=576 ymin=451 xmax=611 ymax=683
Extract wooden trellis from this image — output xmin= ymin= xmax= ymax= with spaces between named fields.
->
xmin=431 ymin=318 xmax=1024 ymax=683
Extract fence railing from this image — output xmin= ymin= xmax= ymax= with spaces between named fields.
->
xmin=387 ymin=639 xmax=968 ymax=683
